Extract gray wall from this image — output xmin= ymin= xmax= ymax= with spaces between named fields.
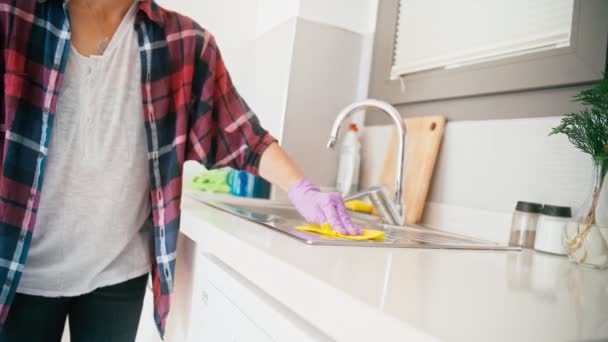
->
xmin=367 ymin=84 xmax=591 ymax=125
xmin=281 ymin=18 xmax=364 ymax=190
xmin=368 ymin=0 xmax=608 ymax=120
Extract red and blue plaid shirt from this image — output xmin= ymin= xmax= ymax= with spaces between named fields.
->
xmin=0 ymin=0 xmax=275 ymax=336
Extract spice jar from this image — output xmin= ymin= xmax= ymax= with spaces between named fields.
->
xmin=534 ymin=205 xmax=572 ymax=255
xmin=509 ymin=201 xmax=542 ymax=248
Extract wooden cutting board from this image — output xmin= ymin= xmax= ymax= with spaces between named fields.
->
xmin=378 ymin=116 xmax=446 ymax=225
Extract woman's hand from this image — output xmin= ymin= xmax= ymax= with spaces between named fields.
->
xmin=288 ymin=179 xmax=362 ymax=235
xmin=258 ymin=143 xmax=361 ymax=235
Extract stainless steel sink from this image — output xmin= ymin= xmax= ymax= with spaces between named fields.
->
xmin=186 ymin=191 xmax=519 ymax=251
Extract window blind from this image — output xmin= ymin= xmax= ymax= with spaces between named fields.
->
xmin=392 ymin=0 xmax=575 ymax=79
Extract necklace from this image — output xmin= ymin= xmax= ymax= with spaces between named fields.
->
xmin=84 ymin=0 xmax=110 ymax=54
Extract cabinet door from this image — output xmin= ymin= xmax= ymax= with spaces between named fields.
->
xmin=189 ymin=277 xmax=273 ymax=342
xmin=189 ymin=278 xmax=234 ymax=342
xmin=189 ymin=251 xmax=327 ymax=342
xmin=231 ymin=304 xmax=275 ymax=342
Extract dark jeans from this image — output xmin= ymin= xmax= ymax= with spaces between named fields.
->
xmin=0 ymin=274 xmax=148 ymax=342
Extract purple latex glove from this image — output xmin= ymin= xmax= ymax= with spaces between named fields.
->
xmin=288 ymin=179 xmax=363 ymax=235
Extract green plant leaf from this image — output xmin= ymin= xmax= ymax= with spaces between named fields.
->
xmin=551 ymin=73 xmax=608 ymax=158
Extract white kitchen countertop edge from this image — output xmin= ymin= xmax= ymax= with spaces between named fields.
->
xmin=179 ymin=195 xmax=608 ymax=342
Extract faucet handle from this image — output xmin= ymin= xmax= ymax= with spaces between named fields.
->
xmin=345 ymin=186 xmax=404 ymax=226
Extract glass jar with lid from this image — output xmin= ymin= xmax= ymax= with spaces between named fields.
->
xmin=509 ymin=201 xmax=542 ymax=248
xmin=535 ymin=205 xmax=572 ymax=255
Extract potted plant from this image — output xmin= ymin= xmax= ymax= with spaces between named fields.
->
xmin=550 ymin=73 xmax=608 ymax=269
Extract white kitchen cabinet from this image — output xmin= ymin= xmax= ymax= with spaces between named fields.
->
xmin=166 ymin=234 xmax=329 ymax=342
xmin=189 ymin=277 xmax=272 ymax=342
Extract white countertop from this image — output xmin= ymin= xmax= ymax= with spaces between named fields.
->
xmin=180 ymin=195 xmax=608 ymax=342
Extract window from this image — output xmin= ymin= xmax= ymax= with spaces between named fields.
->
xmin=370 ymin=0 xmax=608 ymax=112
xmin=392 ymin=0 xmax=575 ymax=79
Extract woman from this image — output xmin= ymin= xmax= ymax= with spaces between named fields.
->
xmin=0 ymin=0 xmax=360 ymax=340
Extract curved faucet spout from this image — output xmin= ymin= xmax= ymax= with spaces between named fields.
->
xmin=327 ymin=99 xmax=407 ymax=219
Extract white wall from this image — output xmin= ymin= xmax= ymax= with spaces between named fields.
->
xmin=256 ymin=0 xmax=379 ymax=36
xmin=360 ymin=117 xmax=592 ymax=243
xmin=155 ymin=0 xmax=259 ymax=96
xmin=156 ymin=0 xmax=379 ymax=141
xmin=256 ymin=0 xmax=300 ymax=36
xmin=155 ymin=0 xmax=294 ymax=140
xmin=299 ymin=0 xmax=378 ymax=34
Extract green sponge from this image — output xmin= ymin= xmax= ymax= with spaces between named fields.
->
xmin=189 ymin=168 xmax=231 ymax=194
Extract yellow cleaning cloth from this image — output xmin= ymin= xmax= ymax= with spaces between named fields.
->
xmin=295 ymin=223 xmax=385 ymax=241
xmin=344 ymin=200 xmax=374 ymax=214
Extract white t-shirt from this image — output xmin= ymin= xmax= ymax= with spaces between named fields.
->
xmin=18 ymin=4 xmax=153 ymax=297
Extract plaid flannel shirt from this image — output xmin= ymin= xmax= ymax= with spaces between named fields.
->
xmin=0 ymin=0 xmax=275 ymax=336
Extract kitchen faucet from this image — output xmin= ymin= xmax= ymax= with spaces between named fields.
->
xmin=327 ymin=99 xmax=407 ymax=225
